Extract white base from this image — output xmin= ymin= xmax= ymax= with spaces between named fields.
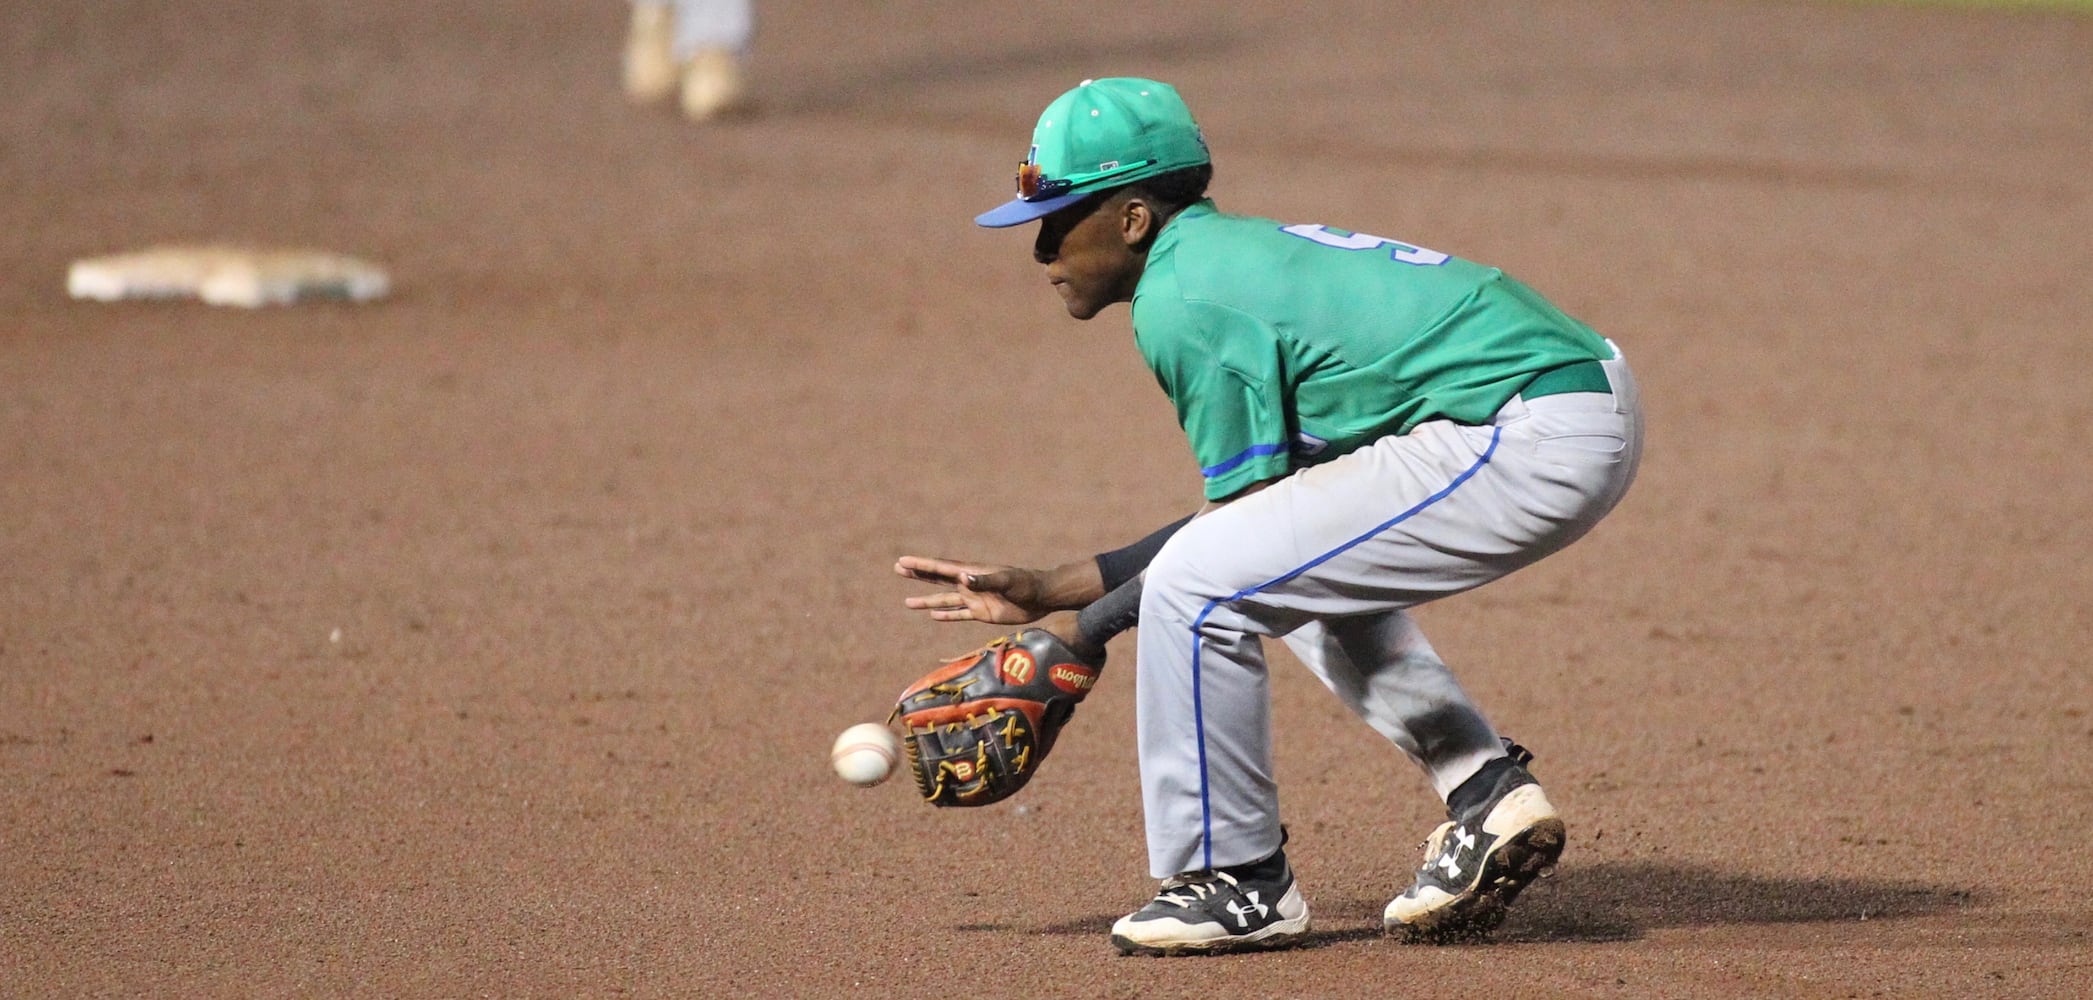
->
xmin=67 ymin=246 xmax=390 ymax=308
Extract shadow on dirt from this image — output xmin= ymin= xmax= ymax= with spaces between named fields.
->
xmin=1487 ymin=860 xmax=1978 ymax=944
xmin=1016 ymin=861 xmax=1978 ymax=946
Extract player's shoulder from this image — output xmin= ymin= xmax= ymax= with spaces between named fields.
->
xmin=1164 ymin=202 xmax=1294 ymax=257
xmin=1143 ymin=203 xmax=1290 ymax=304
xmin=1130 ymin=270 xmax=1277 ymax=372
xmin=1134 ymin=205 xmax=1298 ymax=353
xmin=1130 ymin=257 xmax=1194 ymax=350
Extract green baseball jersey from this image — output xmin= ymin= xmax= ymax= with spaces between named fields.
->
xmin=1131 ymin=201 xmax=1614 ymax=500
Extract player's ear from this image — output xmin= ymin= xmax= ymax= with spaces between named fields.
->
xmin=1119 ymin=195 xmax=1156 ymax=249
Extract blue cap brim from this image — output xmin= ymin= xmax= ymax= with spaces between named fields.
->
xmin=975 ymin=189 xmax=1091 ymax=228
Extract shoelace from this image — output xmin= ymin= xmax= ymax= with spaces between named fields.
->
xmin=1416 ymin=820 xmax=1456 ymax=855
xmin=1157 ymin=870 xmax=1242 ymax=908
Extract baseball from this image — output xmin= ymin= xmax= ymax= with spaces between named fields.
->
xmin=830 ymin=722 xmax=901 ymax=787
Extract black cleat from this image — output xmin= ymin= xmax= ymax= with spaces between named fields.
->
xmin=1111 ymin=850 xmax=1311 ymax=956
xmin=1384 ymin=752 xmax=1564 ymax=943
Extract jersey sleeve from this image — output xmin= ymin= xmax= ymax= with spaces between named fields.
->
xmin=1138 ymin=297 xmax=1293 ymax=501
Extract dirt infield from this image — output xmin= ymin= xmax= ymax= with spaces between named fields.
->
xmin=5 ymin=1 xmax=2091 ymax=996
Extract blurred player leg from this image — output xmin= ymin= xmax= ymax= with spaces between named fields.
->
xmin=674 ymin=0 xmax=753 ymax=120
xmin=622 ymin=2 xmax=679 ymax=103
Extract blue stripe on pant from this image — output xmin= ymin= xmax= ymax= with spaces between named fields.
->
xmin=1183 ymin=427 xmax=1501 ymax=870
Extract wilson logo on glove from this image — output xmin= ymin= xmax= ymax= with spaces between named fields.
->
xmin=891 ymin=629 xmax=1105 ymax=807
xmin=1050 ymin=664 xmax=1098 ymax=694
xmin=999 ymin=649 xmax=1037 ymax=685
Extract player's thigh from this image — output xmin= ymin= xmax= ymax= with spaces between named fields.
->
xmin=1141 ymin=490 xmax=1315 ymax=635
xmin=1145 ymin=423 xmax=1505 ymax=627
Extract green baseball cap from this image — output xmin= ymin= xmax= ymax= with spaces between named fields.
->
xmin=976 ymin=77 xmax=1210 ymax=228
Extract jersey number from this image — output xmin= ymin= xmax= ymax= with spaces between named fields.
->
xmin=1280 ymin=224 xmax=1449 ymax=266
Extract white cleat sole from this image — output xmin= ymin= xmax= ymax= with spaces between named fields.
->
xmin=1111 ymin=884 xmax=1312 ymax=957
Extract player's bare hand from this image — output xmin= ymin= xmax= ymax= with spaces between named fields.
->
xmin=894 ymin=556 xmax=1052 ymax=625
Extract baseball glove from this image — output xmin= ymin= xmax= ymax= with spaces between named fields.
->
xmin=892 ymin=628 xmax=1103 ymax=807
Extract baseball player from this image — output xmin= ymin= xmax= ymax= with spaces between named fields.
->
xmin=896 ymin=77 xmax=1642 ymax=955
xmin=621 ymin=0 xmax=753 ymax=121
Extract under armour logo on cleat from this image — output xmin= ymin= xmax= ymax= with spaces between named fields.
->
xmin=1225 ymin=890 xmax=1269 ymax=927
xmin=1435 ymin=828 xmax=1478 ymax=877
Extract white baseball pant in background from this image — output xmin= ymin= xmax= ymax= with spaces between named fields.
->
xmin=634 ymin=0 xmax=752 ymax=57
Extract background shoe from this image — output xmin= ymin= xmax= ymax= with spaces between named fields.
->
xmin=621 ymin=3 xmax=678 ymax=104
xmin=679 ymin=48 xmax=747 ymax=121
xmin=1383 ymin=761 xmax=1564 ymax=942
xmin=1111 ymin=852 xmax=1310 ymax=956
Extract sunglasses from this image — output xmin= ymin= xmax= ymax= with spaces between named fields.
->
xmin=1014 ymin=158 xmax=1159 ymax=202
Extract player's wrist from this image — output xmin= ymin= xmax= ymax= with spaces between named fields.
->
xmin=1095 ymin=513 xmax=1195 ymax=591
xmin=1036 ymin=612 xmax=1098 ymax=658
xmin=1038 ymin=560 xmax=1108 ymax=610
